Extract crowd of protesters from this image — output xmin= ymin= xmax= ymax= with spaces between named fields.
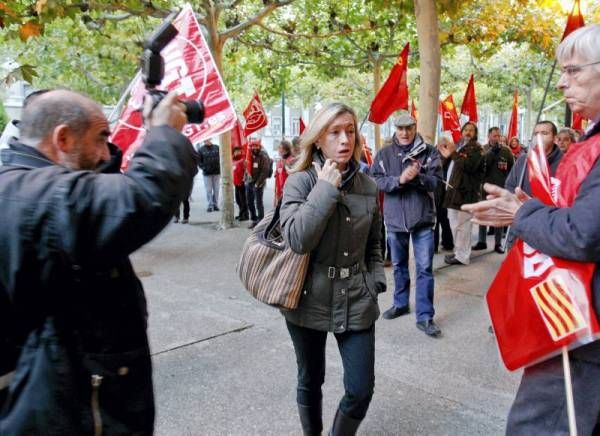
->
xmin=1 ymin=22 xmax=599 ymax=436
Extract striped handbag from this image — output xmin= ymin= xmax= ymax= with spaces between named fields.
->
xmin=237 ymin=203 xmax=309 ymax=310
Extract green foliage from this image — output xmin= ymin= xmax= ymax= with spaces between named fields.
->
xmin=0 ymin=100 xmax=7 ymax=132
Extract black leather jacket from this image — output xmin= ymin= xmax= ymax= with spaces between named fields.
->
xmin=0 ymin=126 xmax=197 ymax=434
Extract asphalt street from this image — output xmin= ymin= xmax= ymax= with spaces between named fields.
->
xmin=130 ymin=177 xmax=521 ymax=435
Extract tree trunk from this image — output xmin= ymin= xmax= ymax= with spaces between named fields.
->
xmin=414 ymin=0 xmax=441 ymax=145
xmin=373 ymin=58 xmax=382 ymax=151
xmin=211 ymin=42 xmax=235 ymax=229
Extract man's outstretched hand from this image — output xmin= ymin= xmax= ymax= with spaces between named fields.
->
xmin=461 ymin=183 xmax=531 ymax=227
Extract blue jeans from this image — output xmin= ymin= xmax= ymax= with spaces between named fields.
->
xmin=203 ymin=174 xmax=220 ymax=209
xmin=286 ymin=321 xmax=375 ymax=420
xmin=388 ymin=228 xmax=435 ymax=321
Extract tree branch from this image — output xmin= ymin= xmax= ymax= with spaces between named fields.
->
xmin=220 ymin=0 xmax=295 ymax=41
xmin=255 ymin=21 xmax=377 ymax=40
xmin=236 ymin=37 xmax=368 ymax=69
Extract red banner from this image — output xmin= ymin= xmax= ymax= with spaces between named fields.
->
xmin=243 ymin=92 xmax=268 ymax=137
xmin=439 ymin=95 xmax=461 ymax=143
xmin=368 ymin=43 xmax=409 ymax=124
xmin=110 ymin=5 xmax=236 ymax=170
xmin=460 ymin=74 xmax=478 ymax=123
xmin=299 ymin=117 xmax=306 ymax=135
xmin=231 ymin=118 xmax=248 ymax=157
xmin=561 ymin=0 xmax=585 ymax=41
xmin=507 ymin=89 xmax=518 ymax=141
xmin=486 ymin=134 xmax=600 ymax=370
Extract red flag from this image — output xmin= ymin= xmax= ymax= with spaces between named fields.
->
xmin=410 ymin=100 xmax=418 ymax=122
xmin=110 ymin=5 xmax=236 ymax=170
xmin=507 ymin=89 xmax=518 ymax=141
xmin=561 ymin=0 xmax=585 ymax=41
xmin=486 ymin=131 xmax=600 ymax=371
xmin=368 ymin=43 xmax=409 ymax=124
xmin=230 ymin=118 xmax=248 ymax=157
xmin=460 ymin=74 xmax=478 ymax=122
xmin=243 ymin=92 xmax=268 ymax=137
xmin=299 ymin=117 xmax=306 ymax=134
xmin=439 ymin=95 xmax=461 ymax=143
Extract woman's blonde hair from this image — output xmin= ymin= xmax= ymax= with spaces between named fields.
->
xmin=290 ymin=102 xmax=362 ymax=173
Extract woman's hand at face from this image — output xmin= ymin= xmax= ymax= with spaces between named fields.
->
xmin=313 ymin=159 xmax=342 ymax=188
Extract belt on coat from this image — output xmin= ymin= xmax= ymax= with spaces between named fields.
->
xmin=313 ymin=262 xmax=362 ymax=279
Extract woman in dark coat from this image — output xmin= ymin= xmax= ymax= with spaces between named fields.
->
xmin=280 ymin=103 xmax=386 ymax=436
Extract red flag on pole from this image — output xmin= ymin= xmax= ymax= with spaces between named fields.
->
xmin=368 ymin=43 xmax=409 ymax=124
xmin=439 ymin=95 xmax=461 ymax=143
xmin=243 ymin=92 xmax=268 ymax=137
xmin=110 ymin=4 xmax=237 ymax=170
xmin=299 ymin=117 xmax=306 ymax=134
xmin=231 ymin=118 xmax=248 ymax=156
xmin=561 ymin=0 xmax=585 ymax=41
xmin=410 ymin=99 xmax=418 ymax=122
xmin=507 ymin=89 xmax=519 ymax=140
xmin=486 ymin=134 xmax=600 ymax=370
xmin=460 ymin=74 xmax=478 ymax=122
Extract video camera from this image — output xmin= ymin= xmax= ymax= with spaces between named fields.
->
xmin=141 ymin=11 xmax=205 ymax=123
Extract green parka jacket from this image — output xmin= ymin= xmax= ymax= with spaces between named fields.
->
xmin=280 ymin=155 xmax=386 ymax=333
xmin=442 ymin=139 xmax=485 ymax=209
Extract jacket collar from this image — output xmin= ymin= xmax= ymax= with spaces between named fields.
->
xmin=311 ymin=150 xmax=359 ymax=191
xmin=392 ymin=133 xmax=423 ymax=153
xmin=547 ymin=143 xmax=563 ymax=164
xmin=1 ymin=138 xmax=55 ymax=169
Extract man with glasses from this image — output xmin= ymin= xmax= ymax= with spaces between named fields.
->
xmin=463 ymin=24 xmax=600 ymax=434
xmin=371 ymin=112 xmax=443 ymax=337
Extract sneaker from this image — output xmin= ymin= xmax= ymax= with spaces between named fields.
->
xmin=444 ymin=255 xmax=465 ymax=265
xmin=472 ymin=242 xmax=488 ymax=250
xmin=416 ymin=319 xmax=442 ymax=337
xmin=207 ymin=206 xmax=213 ymax=212
xmin=494 ymin=245 xmax=505 ymax=254
xmin=173 ymin=217 xmax=179 ymax=223
xmin=213 ymin=206 xmax=220 ymax=211
xmin=248 ymin=221 xmax=258 ymax=229
xmin=382 ymin=305 xmax=410 ymax=319
xmin=181 ymin=219 xmax=189 ymax=224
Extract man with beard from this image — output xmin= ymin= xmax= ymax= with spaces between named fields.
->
xmin=438 ymin=122 xmax=484 ymax=265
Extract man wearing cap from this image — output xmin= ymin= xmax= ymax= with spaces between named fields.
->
xmin=371 ymin=112 xmax=443 ymax=337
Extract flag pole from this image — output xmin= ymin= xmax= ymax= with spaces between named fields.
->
xmin=535 ymin=59 xmax=558 ymax=125
xmin=562 ymin=346 xmax=578 ymax=436
xmin=359 ymin=111 xmax=371 ymax=132
xmin=108 ymin=70 xmax=141 ymax=126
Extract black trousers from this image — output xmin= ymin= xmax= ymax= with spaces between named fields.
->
xmin=234 ymin=185 xmax=248 ymax=219
xmin=286 ymin=321 xmax=375 ymax=420
xmin=175 ymin=199 xmax=190 ymax=220
xmin=434 ymin=206 xmax=454 ymax=250
xmin=506 ymin=349 xmax=600 ymax=435
xmin=246 ymin=183 xmax=264 ymax=221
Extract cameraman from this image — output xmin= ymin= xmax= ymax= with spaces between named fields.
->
xmin=0 ymin=89 xmax=197 ymax=434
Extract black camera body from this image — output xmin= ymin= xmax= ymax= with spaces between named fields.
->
xmin=141 ymin=11 xmax=205 ymax=124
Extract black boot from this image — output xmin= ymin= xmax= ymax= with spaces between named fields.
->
xmin=298 ymin=403 xmax=323 ymax=436
xmin=329 ymin=408 xmax=362 ymax=436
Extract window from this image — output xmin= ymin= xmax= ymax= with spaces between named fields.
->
xmin=272 ymin=116 xmax=282 ymax=137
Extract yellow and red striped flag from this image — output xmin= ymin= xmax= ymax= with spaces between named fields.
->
xmin=530 ymin=276 xmax=587 ymax=342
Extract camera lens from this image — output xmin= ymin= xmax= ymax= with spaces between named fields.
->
xmin=183 ymin=100 xmax=205 ymax=124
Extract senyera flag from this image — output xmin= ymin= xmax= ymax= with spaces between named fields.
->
xmin=439 ymin=95 xmax=461 ymax=143
xmin=110 ymin=4 xmax=236 ymax=170
xmin=486 ymin=134 xmax=600 ymax=370
xmin=368 ymin=43 xmax=409 ymax=124
xmin=243 ymin=92 xmax=268 ymax=137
